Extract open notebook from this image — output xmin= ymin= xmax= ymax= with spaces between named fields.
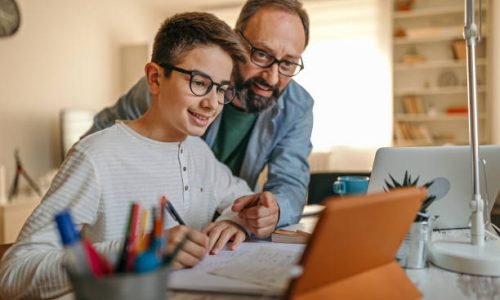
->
xmin=170 ymin=188 xmax=424 ymax=299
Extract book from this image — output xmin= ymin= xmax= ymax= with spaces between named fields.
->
xmin=402 ymin=96 xmax=424 ymax=114
xmin=271 ymin=222 xmax=315 ymax=244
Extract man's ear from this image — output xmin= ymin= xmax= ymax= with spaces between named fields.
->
xmin=145 ymin=62 xmax=162 ymax=94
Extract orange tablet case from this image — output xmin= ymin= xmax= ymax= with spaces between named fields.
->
xmin=287 ymin=187 xmax=426 ymax=300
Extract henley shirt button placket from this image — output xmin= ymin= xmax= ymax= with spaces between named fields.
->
xmin=179 ymin=143 xmax=187 ymax=192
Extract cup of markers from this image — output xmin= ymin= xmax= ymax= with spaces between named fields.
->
xmin=56 ymin=196 xmax=185 ymax=300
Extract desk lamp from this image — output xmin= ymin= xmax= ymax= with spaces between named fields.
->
xmin=429 ymin=0 xmax=500 ymax=276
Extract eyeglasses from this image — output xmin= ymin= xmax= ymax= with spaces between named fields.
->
xmin=239 ymin=31 xmax=304 ymax=77
xmin=158 ymin=63 xmax=237 ymax=104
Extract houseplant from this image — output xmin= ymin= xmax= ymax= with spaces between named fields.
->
xmin=385 ymin=171 xmax=438 ymax=268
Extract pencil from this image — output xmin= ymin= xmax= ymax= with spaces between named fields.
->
xmin=126 ymin=203 xmax=141 ymax=272
xmin=165 ymin=201 xmax=185 ymax=225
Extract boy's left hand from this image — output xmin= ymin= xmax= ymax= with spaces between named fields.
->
xmin=202 ymin=220 xmax=246 ymax=255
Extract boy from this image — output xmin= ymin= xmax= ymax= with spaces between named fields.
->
xmin=0 ymin=12 xmax=251 ymax=299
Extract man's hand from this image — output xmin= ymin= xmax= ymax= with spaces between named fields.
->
xmin=202 ymin=220 xmax=246 ymax=255
xmin=231 ymin=192 xmax=279 ymax=238
xmin=167 ymin=225 xmax=209 ymax=270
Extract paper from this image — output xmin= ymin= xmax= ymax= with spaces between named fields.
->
xmin=168 ymin=242 xmax=304 ymax=295
xmin=209 ymin=247 xmax=301 ymax=290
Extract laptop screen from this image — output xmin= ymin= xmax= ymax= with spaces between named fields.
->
xmin=367 ymin=145 xmax=500 ymax=229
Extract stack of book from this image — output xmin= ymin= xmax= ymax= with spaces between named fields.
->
xmin=402 ymin=96 xmax=424 ymax=114
xmin=394 ymin=123 xmax=434 ymax=144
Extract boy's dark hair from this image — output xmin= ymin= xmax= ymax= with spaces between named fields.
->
xmin=236 ymin=0 xmax=309 ymax=48
xmin=152 ymin=12 xmax=246 ymax=75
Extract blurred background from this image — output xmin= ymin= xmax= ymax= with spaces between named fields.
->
xmin=0 ymin=0 xmax=499 ymax=197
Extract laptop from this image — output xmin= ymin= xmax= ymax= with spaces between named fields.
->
xmin=170 ymin=188 xmax=425 ymax=299
xmin=368 ymin=145 xmax=500 ymax=229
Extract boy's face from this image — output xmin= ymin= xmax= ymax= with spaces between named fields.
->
xmin=148 ymin=45 xmax=233 ymax=141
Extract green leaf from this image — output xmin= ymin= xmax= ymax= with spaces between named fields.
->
xmin=389 ymin=174 xmax=402 ymax=188
xmin=411 ymin=176 xmax=419 ymax=186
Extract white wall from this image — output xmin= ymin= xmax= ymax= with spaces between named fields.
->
xmin=0 ymin=0 xmax=163 ymax=190
xmin=295 ymin=0 xmax=392 ymax=152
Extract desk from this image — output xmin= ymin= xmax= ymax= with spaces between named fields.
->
xmin=56 ymin=229 xmax=500 ymax=300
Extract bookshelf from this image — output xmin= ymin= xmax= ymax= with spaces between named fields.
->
xmin=392 ymin=0 xmax=491 ymax=146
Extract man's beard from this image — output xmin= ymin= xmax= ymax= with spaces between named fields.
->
xmin=233 ymin=68 xmax=280 ymax=113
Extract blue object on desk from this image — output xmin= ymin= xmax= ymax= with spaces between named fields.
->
xmin=333 ymin=176 xmax=369 ymax=195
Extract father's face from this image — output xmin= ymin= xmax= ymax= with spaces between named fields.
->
xmin=233 ymin=7 xmax=306 ymax=113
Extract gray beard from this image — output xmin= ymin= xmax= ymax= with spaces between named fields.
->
xmin=233 ymin=70 xmax=280 ymax=113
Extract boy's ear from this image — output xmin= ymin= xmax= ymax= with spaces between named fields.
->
xmin=145 ymin=62 xmax=162 ymax=94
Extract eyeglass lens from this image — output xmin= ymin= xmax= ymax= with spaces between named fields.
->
xmin=190 ymin=73 xmax=236 ymax=104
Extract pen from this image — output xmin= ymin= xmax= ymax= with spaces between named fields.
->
xmin=165 ymin=201 xmax=185 ymax=225
xmin=163 ymin=234 xmax=189 ymax=265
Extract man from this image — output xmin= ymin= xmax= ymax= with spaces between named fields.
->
xmin=87 ymin=0 xmax=313 ymax=237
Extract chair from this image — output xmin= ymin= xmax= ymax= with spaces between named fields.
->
xmin=0 ymin=243 xmax=12 ymax=261
xmin=308 ymin=172 xmax=371 ymax=205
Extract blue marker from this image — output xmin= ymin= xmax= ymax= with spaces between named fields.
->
xmin=55 ymin=211 xmax=92 ymax=275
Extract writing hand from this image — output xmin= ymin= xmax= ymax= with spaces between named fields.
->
xmin=167 ymin=225 xmax=208 ymax=270
xmin=231 ymin=192 xmax=279 ymax=238
xmin=202 ymin=220 xmax=246 ymax=255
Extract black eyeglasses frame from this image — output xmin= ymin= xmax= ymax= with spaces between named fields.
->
xmin=158 ymin=63 xmax=237 ymax=105
xmin=238 ymin=31 xmax=304 ymax=77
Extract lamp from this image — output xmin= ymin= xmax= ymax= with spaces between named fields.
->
xmin=429 ymin=0 xmax=500 ymax=276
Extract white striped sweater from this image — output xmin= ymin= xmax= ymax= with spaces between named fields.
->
xmin=0 ymin=123 xmax=252 ymax=299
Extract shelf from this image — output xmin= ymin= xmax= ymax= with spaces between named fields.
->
xmin=394 ymin=34 xmax=488 ymax=45
xmin=394 ymin=5 xmax=487 ymax=19
xmin=395 ymin=114 xmax=486 ymax=122
xmin=392 ymin=1 xmax=490 ymax=147
xmin=394 ymin=86 xmax=487 ymax=96
xmin=393 ymin=139 xmax=486 ymax=147
xmin=394 ymin=59 xmax=487 ymax=71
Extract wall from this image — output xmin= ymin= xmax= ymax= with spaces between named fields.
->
xmin=0 ymin=0 xmax=163 ymax=192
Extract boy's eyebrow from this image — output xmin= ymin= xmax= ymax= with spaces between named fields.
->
xmin=192 ymin=68 xmax=231 ymax=85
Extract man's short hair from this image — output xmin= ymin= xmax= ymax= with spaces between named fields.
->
xmin=152 ymin=12 xmax=246 ymax=75
xmin=235 ymin=0 xmax=310 ymax=48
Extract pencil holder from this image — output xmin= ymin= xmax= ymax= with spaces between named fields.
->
xmin=68 ymin=265 xmax=170 ymax=300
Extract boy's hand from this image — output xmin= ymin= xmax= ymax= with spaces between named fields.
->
xmin=167 ymin=225 xmax=209 ymax=270
xmin=231 ymin=192 xmax=279 ymax=238
xmin=202 ymin=221 xmax=246 ymax=255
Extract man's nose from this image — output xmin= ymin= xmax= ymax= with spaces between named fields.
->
xmin=261 ymin=62 xmax=279 ymax=86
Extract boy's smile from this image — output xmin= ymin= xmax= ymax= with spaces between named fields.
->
xmin=187 ymin=109 xmax=213 ymax=128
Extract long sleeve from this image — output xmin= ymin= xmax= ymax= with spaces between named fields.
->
xmin=264 ymin=99 xmax=313 ymax=227
xmin=0 ymin=149 xmax=121 ymax=299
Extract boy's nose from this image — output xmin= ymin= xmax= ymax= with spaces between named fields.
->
xmin=202 ymin=88 xmax=220 ymax=110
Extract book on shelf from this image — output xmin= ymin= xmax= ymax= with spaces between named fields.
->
xmin=395 ymin=122 xmax=434 ymax=144
xmin=447 ymin=106 xmax=468 ymax=115
xmin=402 ymin=96 xmax=424 ymax=114
xmin=452 ymin=40 xmax=466 ymax=60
